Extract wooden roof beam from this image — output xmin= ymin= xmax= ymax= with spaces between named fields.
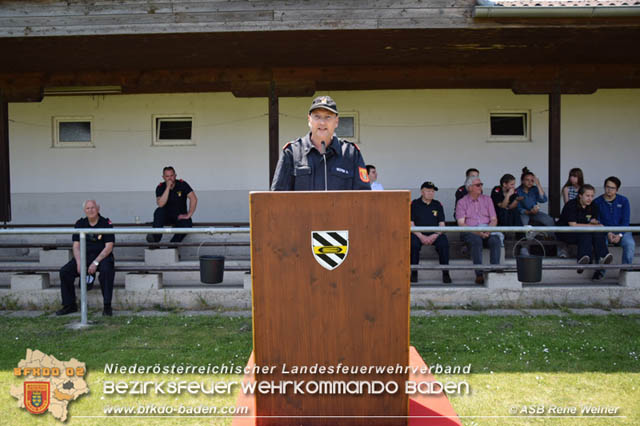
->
xmin=1 ymin=64 xmax=639 ymax=102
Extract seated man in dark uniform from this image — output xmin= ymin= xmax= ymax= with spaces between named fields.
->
xmin=271 ymin=95 xmax=371 ymax=191
xmin=147 ymin=166 xmax=198 ymax=243
xmin=411 ymin=181 xmax=451 ymax=283
xmin=57 ymin=200 xmax=115 ymax=316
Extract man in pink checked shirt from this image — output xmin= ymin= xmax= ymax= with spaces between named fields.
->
xmin=456 ymin=176 xmax=501 ymax=285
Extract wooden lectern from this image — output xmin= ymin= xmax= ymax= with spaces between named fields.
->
xmin=250 ymin=191 xmax=410 ymax=426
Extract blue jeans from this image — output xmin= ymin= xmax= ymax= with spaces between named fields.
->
xmin=615 ymin=233 xmax=636 ymax=265
xmin=520 ymin=211 xmax=555 ymax=227
xmin=461 ymin=233 xmax=501 ymax=276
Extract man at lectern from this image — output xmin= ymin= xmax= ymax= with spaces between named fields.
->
xmin=270 ymin=95 xmax=371 ymax=191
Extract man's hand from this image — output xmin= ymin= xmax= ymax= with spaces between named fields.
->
xmin=608 ymin=232 xmax=621 ymax=244
xmin=88 ymin=263 xmax=98 ymax=275
xmin=164 ymin=179 xmax=175 ymax=190
xmin=473 ymin=231 xmax=490 ymax=238
xmin=529 ymin=205 xmax=540 ymax=215
xmin=76 ymin=263 xmax=81 ymax=274
xmin=424 ymin=234 xmax=438 ymax=245
xmin=506 ymin=187 xmax=515 ymax=197
xmin=177 ymin=213 xmax=190 ymax=221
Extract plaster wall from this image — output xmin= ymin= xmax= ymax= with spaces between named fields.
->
xmin=8 ymin=89 xmax=640 ymax=224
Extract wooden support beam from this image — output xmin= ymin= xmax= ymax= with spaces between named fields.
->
xmin=268 ymin=81 xmax=279 ymax=186
xmin=0 ymin=91 xmax=10 ymax=222
xmin=1 ymin=63 xmax=639 ymax=102
xmin=548 ymin=92 xmax=561 ymax=218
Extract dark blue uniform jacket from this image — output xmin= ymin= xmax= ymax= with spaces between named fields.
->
xmin=270 ymin=134 xmax=371 ymax=191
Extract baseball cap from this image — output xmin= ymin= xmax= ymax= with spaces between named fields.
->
xmin=421 ymin=181 xmax=438 ymax=191
xmin=309 ymin=96 xmax=338 ymax=115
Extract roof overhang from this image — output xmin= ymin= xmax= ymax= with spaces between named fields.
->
xmin=475 ymin=5 xmax=640 ymax=18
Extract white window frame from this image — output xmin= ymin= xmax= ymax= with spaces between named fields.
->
xmin=487 ymin=110 xmax=531 ymax=143
xmin=335 ymin=111 xmax=360 ymax=143
xmin=52 ymin=116 xmax=94 ymax=148
xmin=152 ymin=114 xmax=195 ymax=146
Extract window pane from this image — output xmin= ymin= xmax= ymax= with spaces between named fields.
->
xmin=336 ymin=116 xmax=354 ymax=138
xmin=490 ymin=115 xmax=525 ymax=136
xmin=158 ymin=119 xmax=192 ymax=140
xmin=59 ymin=122 xmax=91 ymax=142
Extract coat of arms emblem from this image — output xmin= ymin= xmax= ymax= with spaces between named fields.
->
xmin=24 ymin=382 xmax=50 ymax=415
xmin=311 ymin=230 xmax=349 ymax=270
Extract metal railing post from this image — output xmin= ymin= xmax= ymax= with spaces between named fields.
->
xmin=79 ymin=231 xmax=87 ymax=326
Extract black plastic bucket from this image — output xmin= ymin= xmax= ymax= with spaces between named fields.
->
xmin=199 ymin=255 xmax=225 ymax=284
xmin=516 ymin=255 xmax=542 ymax=283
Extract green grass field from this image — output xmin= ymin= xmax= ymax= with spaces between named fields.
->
xmin=1 ymin=313 xmax=638 ymax=425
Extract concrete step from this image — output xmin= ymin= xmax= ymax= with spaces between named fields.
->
xmin=2 ymin=280 xmax=638 ymax=311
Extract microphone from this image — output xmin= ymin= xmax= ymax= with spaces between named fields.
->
xmin=321 ymin=141 xmax=328 ymax=191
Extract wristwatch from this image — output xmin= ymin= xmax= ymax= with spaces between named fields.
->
xmin=93 ymin=260 xmax=99 ymax=266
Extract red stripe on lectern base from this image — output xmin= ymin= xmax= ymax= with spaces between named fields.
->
xmin=231 ymin=347 xmax=461 ymax=426
xmin=232 ymin=351 xmax=257 ymax=425
xmin=407 ymin=346 xmax=462 ymax=426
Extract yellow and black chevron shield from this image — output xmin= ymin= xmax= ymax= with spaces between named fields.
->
xmin=311 ymin=230 xmax=349 ymax=270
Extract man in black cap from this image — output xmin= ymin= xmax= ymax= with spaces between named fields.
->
xmin=410 ymin=182 xmax=451 ymax=283
xmin=270 ymin=95 xmax=371 ymax=191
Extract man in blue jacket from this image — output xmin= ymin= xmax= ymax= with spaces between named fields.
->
xmin=270 ymin=96 xmax=371 ymax=191
xmin=594 ymin=176 xmax=635 ymax=266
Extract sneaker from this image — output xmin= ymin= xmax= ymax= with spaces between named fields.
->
xmin=557 ymin=247 xmax=568 ymax=258
xmin=55 ymin=305 xmax=78 ymax=316
xmin=475 ymin=275 xmax=485 ymax=285
xmin=600 ymin=253 xmax=613 ymax=265
xmin=410 ymin=271 xmax=418 ymax=283
xmin=442 ymin=271 xmax=452 ymax=284
xmin=577 ymin=255 xmax=590 ymax=274
xmin=592 ymin=270 xmax=605 ymax=281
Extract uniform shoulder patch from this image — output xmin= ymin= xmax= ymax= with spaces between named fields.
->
xmin=157 ymin=182 xmax=163 ymax=187
xmin=358 ymin=167 xmax=370 ymax=183
xmin=282 ymin=141 xmax=294 ymax=150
